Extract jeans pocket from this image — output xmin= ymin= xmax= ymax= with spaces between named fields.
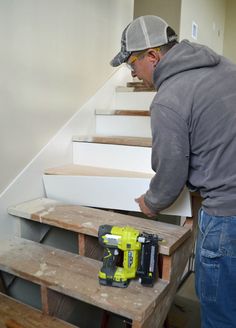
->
xmin=200 ymin=249 xmax=221 ymax=303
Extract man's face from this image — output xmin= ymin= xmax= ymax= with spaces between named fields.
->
xmin=126 ymin=50 xmax=158 ymax=88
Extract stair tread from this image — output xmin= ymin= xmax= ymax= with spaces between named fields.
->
xmin=126 ymin=81 xmax=154 ymax=88
xmin=44 ymin=164 xmax=153 ymax=178
xmin=8 ymin=198 xmax=191 ymax=256
xmin=0 ymin=238 xmax=168 ymax=322
xmin=72 ymin=135 xmax=152 ymax=147
xmin=116 ymin=86 xmax=156 ymax=93
xmin=0 ymin=292 xmax=76 ymax=328
xmin=95 ymin=109 xmax=150 ymax=116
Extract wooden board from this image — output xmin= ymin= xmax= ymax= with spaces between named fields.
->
xmin=44 ymin=164 xmax=153 ymax=178
xmin=95 ymin=109 xmax=150 ymax=116
xmin=72 ymin=135 xmax=152 ymax=147
xmin=0 ymin=238 xmax=168 ymax=323
xmin=8 ymin=198 xmax=191 ymax=256
xmin=126 ymin=82 xmax=156 ymax=92
xmin=0 ymin=292 xmax=75 ymax=328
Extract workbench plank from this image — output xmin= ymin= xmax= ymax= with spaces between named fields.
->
xmin=0 ymin=238 xmax=168 ymax=322
xmin=8 ymin=198 xmax=191 ymax=256
xmin=0 ymin=292 xmax=75 ymax=328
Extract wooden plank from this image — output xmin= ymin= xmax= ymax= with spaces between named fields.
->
xmin=8 ymin=198 xmax=191 ymax=256
xmin=41 ymin=287 xmax=76 ymax=321
xmin=115 ymin=86 xmax=155 ymax=93
xmin=96 ymin=109 xmax=150 ymax=116
xmin=0 ymin=292 xmax=76 ymax=328
xmin=41 ymin=285 xmax=50 ymax=314
xmin=44 ymin=164 xmax=153 ymax=178
xmin=126 ymin=82 xmax=155 ymax=91
xmin=78 ymin=233 xmax=86 ymax=256
xmin=0 ymin=273 xmax=6 ymax=293
xmin=0 ymin=238 xmax=168 ymax=323
xmin=161 ymin=256 xmax=172 ymax=281
xmin=72 ymin=135 xmax=152 ymax=147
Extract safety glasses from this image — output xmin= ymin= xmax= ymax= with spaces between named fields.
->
xmin=126 ymin=50 xmax=147 ymax=71
xmin=126 ymin=47 xmax=160 ymax=72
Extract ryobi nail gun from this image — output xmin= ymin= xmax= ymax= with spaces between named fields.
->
xmin=98 ymin=225 xmax=161 ymax=288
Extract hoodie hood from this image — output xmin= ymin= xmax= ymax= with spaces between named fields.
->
xmin=154 ymin=40 xmax=221 ymax=89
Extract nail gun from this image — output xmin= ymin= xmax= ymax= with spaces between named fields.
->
xmin=98 ymin=225 xmax=161 ymax=288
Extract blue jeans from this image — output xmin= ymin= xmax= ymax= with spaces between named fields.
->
xmin=195 ymin=209 xmax=236 ymax=328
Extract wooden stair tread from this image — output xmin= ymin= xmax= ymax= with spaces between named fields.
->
xmin=8 ymin=198 xmax=191 ymax=256
xmin=95 ymin=109 xmax=150 ymax=116
xmin=0 ymin=292 xmax=75 ymax=328
xmin=116 ymin=86 xmax=156 ymax=92
xmin=44 ymin=164 xmax=153 ymax=178
xmin=0 ymin=238 xmax=168 ymax=322
xmin=72 ymin=135 xmax=152 ymax=147
xmin=127 ymin=81 xmax=155 ymax=89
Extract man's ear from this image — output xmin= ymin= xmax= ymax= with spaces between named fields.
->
xmin=146 ymin=49 xmax=161 ymax=64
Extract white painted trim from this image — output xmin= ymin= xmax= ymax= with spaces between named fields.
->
xmin=43 ymin=175 xmax=192 ymax=217
xmin=73 ymin=142 xmax=153 ymax=173
xmin=96 ymin=115 xmax=151 ymax=137
xmin=114 ymin=91 xmax=156 ymax=109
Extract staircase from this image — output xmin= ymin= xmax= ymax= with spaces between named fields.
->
xmin=0 ymin=80 xmax=197 ymax=328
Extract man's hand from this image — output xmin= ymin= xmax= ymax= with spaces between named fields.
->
xmin=135 ymin=195 xmax=157 ymax=218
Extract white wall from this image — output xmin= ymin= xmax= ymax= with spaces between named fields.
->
xmin=180 ymin=0 xmax=226 ymax=54
xmin=0 ymin=0 xmax=134 ymax=193
xmin=0 ymin=67 xmax=131 ymax=238
xmin=223 ymin=0 xmax=236 ymax=63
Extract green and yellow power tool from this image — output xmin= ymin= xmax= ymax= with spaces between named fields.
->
xmin=98 ymin=225 xmax=161 ymax=288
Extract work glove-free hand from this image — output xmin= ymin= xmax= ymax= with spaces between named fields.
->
xmin=135 ymin=195 xmax=157 ymax=218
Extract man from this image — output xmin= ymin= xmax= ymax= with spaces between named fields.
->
xmin=110 ymin=15 xmax=236 ymax=328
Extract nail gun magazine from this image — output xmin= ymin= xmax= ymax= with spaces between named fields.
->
xmin=98 ymin=225 xmax=162 ymax=288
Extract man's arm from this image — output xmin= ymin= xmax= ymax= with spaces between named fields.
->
xmin=138 ymin=104 xmax=190 ymax=215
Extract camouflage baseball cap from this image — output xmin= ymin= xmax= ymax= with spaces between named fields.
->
xmin=110 ymin=15 xmax=177 ymax=67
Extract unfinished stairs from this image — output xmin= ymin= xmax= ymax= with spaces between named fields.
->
xmin=0 ymin=81 xmax=197 ymax=328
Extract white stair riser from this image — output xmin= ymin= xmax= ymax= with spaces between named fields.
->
xmin=43 ymin=175 xmax=192 ymax=217
xmin=73 ymin=142 xmax=153 ymax=173
xmin=96 ymin=116 xmax=151 ymax=137
xmin=114 ymin=92 xmax=155 ymax=110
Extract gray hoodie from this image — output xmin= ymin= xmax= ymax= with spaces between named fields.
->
xmin=144 ymin=40 xmax=236 ymax=216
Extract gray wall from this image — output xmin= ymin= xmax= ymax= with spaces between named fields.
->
xmin=134 ymin=0 xmax=181 ymax=34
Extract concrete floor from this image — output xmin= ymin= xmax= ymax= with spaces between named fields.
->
xmin=167 ymin=273 xmax=201 ymax=328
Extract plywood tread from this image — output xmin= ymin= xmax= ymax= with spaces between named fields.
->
xmin=95 ymin=109 xmax=150 ymax=116
xmin=72 ymin=135 xmax=152 ymax=147
xmin=0 ymin=238 xmax=168 ymax=322
xmin=8 ymin=198 xmax=191 ymax=256
xmin=0 ymin=292 xmax=75 ymax=328
xmin=44 ymin=164 xmax=153 ymax=178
